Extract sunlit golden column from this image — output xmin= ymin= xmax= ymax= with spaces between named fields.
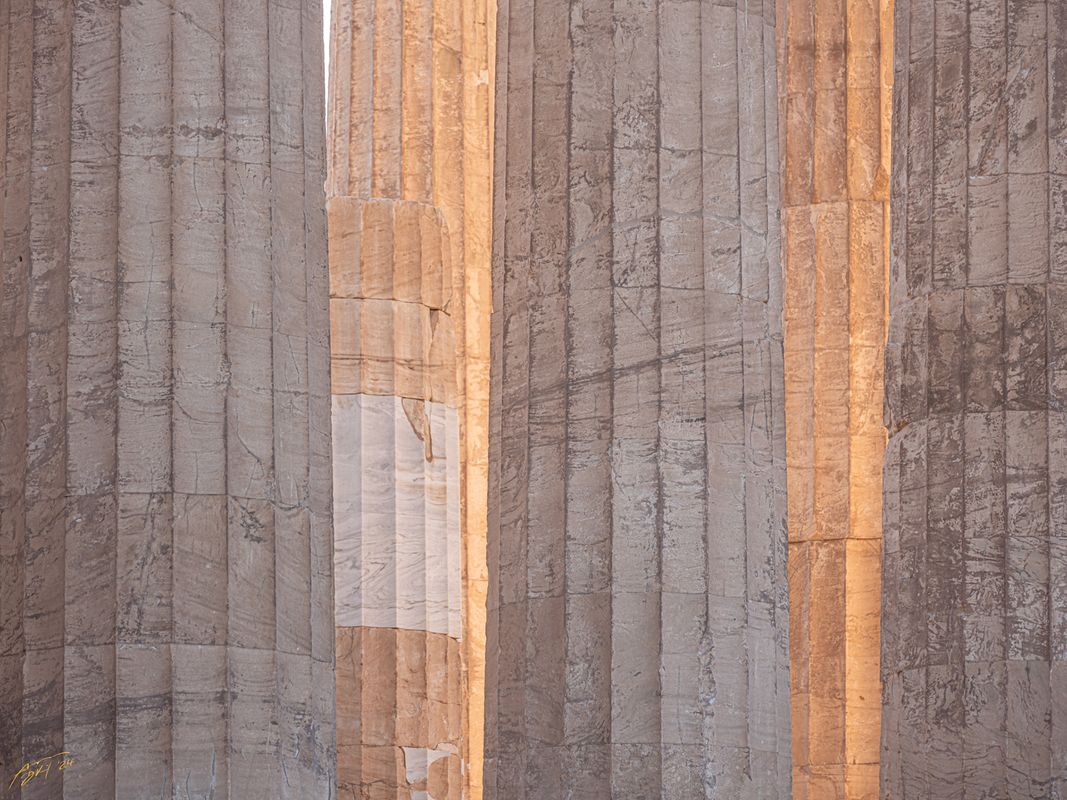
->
xmin=460 ymin=0 xmax=495 ymax=796
xmin=326 ymin=0 xmax=493 ymax=795
xmin=781 ymin=0 xmax=892 ymax=796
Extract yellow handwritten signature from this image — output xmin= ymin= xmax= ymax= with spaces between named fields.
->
xmin=7 ymin=752 xmax=75 ymax=790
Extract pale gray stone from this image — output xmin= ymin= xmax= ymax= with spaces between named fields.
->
xmin=484 ymin=0 xmax=791 ymax=796
xmin=0 ymin=2 xmax=335 ymax=797
xmin=882 ymin=0 xmax=1067 ymax=796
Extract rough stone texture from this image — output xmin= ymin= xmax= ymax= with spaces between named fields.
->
xmin=0 ymin=1 xmax=336 ymax=797
xmin=336 ymin=626 xmax=463 ymax=799
xmin=484 ymin=0 xmax=790 ymax=795
xmin=329 ymin=191 xmax=466 ymax=799
xmin=881 ymin=0 xmax=1067 ymax=796
xmin=327 ymin=0 xmax=493 ymax=794
xmin=781 ymin=0 xmax=891 ymax=797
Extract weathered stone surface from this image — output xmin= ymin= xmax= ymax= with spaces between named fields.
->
xmin=881 ymin=0 xmax=1067 ymax=796
xmin=0 ymin=1 xmax=335 ymax=797
xmin=328 ymin=187 xmax=468 ymax=799
xmin=484 ymin=0 xmax=790 ymax=795
xmin=333 ymin=393 xmax=462 ymax=636
xmin=336 ymin=626 xmax=464 ymax=799
xmin=781 ymin=0 xmax=891 ymax=796
xmin=327 ymin=0 xmax=493 ymax=794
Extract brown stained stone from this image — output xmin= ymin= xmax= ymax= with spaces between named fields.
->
xmin=336 ymin=626 xmax=462 ymax=800
xmin=781 ymin=0 xmax=891 ymax=795
xmin=0 ymin=2 xmax=335 ymax=797
xmin=485 ymin=0 xmax=789 ymax=795
xmin=882 ymin=0 xmax=1067 ymax=797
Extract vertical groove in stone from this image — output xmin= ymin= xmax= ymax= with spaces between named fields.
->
xmin=1049 ymin=7 xmax=1067 ymax=797
xmin=460 ymin=0 xmax=494 ymax=790
xmin=3 ymin=3 xmax=30 ymax=785
xmin=485 ymin=0 xmax=790 ymax=795
xmin=69 ymin=2 xmax=120 ymax=796
xmin=328 ymin=0 xmax=492 ymax=792
xmin=558 ymin=0 xmax=612 ymax=791
xmin=882 ymin=0 xmax=1064 ymax=796
xmin=28 ymin=7 xmax=74 ymax=798
xmin=305 ymin=6 xmax=338 ymax=799
xmin=781 ymin=0 xmax=890 ymax=794
xmin=659 ymin=0 xmax=709 ymax=794
xmin=0 ymin=4 xmax=24 ymax=791
xmin=0 ymin=4 xmax=335 ymax=797
xmin=484 ymin=0 xmax=525 ymax=790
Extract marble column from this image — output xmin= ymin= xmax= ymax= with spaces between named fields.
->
xmin=0 ymin=1 xmax=335 ymax=798
xmin=484 ymin=0 xmax=790 ymax=795
xmin=781 ymin=0 xmax=891 ymax=796
xmin=327 ymin=0 xmax=493 ymax=795
xmin=881 ymin=0 xmax=1067 ymax=796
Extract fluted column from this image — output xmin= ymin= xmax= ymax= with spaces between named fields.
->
xmin=881 ymin=1 xmax=1067 ymax=796
xmin=327 ymin=0 xmax=493 ymax=795
xmin=781 ymin=0 xmax=891 ymax=796
xmin=484 ymin=0 xmax=790 ymax=795
xmin=330 ymin=195 xmax=465 ymax=800
xmin=0 ymin=2 xmax=335 ymax=797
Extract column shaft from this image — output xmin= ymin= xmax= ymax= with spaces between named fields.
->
xmin=781 ymin=0 xmax=891 ymax=796
xmin=0 ymin=2 xmax=335 ymax=797
xmin=882 ymin=0 xmax=1067 ymax=796
xmin=484 ymin=0 xmax=790 ymax=796
xmin=327 ymin=0 xmax=493 ymax=795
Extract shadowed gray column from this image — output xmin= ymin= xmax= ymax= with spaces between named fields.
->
xmin=881 ymin=0 xmax=1067 ymax=796
xmin=484 ymin=0 xmax=791 ymax=795
xmin=0 ymin=2 xmax=335 ymax=797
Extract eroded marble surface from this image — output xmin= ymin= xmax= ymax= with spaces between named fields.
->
xmin=484 ymin=0 xmax=792 ymax=796
xmin=881 ymin=1 xmax=1067 ymax=796
xmin=0 ymin=2 xmax=336 ymax=796
xmin=333 ymin=394 xmax=462 ymax=637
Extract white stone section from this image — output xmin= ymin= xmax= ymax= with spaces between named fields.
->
xmin=333 ymin=393 xmax=462 ymax=637
xmin=403 ymin=745 xmax=457 ymax=795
